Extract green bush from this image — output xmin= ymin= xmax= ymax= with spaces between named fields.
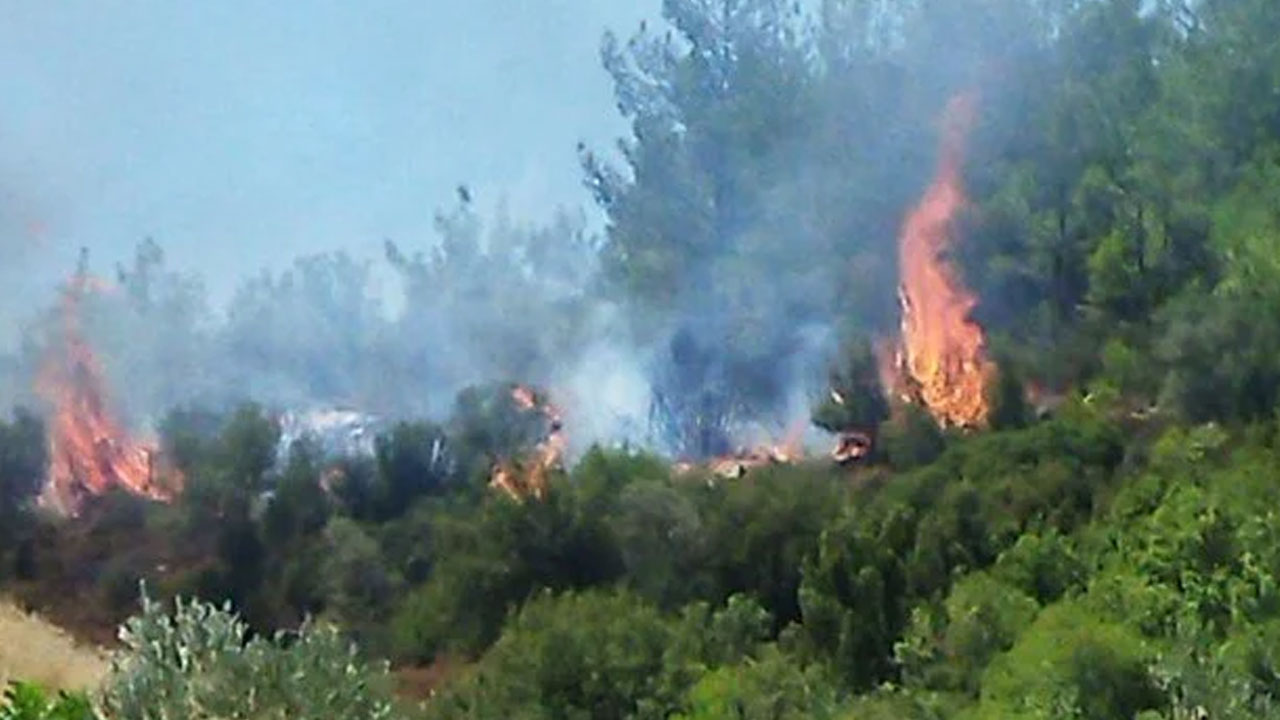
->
xmin=391 ymin=485 xmax=624 ymax=662
xmin=424 ymin=589 xmax=699 ymax=720
xmin=992 ymin=529 xmax=1086 ymax=604
xmin=970 ymin=602 xmax=1162 ymax=720
xmin=896 ymin=572 xmax=1039 ymax=695
xmin=673 ymin=645 xmax=843 ymax=720
xmin=0 ymin=683 xmax=97 ymax=720
xmin=101 ymin=594 xmax=401 ymax=720
xmin=880 ymin=405 xmax=946 ymax=470
xmin=0 ymin=409 xmax=46 ymax=557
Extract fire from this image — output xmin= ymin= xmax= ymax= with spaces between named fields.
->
xmin=875 ymin=339 xmax=914 ymax=406
xmin=893 ymin=92 xmax=994 ymax=428
xmin=769 ymin=419 xmax=806 ymax=463
xmin=681 ymin=420 xmax=807 ymax=481
xmin=489 ymin=384 xmax=566 ymax=501
xmin=831 ymin=430 xmax=872 ymax=464
xmin=511 ymin=385 xmax=537 ymax=412
xmin=35 ymin=273 xmax=181 ymax=515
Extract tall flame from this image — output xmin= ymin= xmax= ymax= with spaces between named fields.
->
xmin=35 ymin=273 xmax=181 ymax=515
xmin=895 ymin=92 xmax=994 ymax=428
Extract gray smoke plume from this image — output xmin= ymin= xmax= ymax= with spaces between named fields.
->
xmin=1 ymin=0 xmax=1047 ymax=460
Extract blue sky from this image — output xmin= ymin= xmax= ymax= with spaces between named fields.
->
xmin=0 ymin=1 xmax=655 ymax=340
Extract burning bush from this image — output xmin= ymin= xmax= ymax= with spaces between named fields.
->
xmin=890 ymin=92 xmax=996 ymax=430
xmin=34 ymin=273 xmax=181 ymax=517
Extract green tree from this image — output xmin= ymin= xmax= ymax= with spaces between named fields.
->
xmin=800 ymin=507 xmax=909 ymax=690
xmin=174 ymin=404 xmax=279 ymax=623
xmin=991 ymin=529 xmax=1085 ymax=605
xmin=0 ymin=409 xmax=45 ymax=578
xmin=583 ymin=0 xmax=826 ymax=455
xmin=971 ymin=602 xmax=1161 ymax=720
xmin=583 ymin=0 xmax=816 ymax=312
xmin=694 ymin=464 xmax=845 ymax=630
xmin=1157 ymin=158 xmax=1280 ymax=423
xmin=673 ymin=594 xmax=773 ymax=669
xmin=320 ymin=517 xmax=398 ymax=652
xmin=895 ymin=572 xmax=1039 ymax=695
xmin=611 ymin=480 xmax=713 ymax=609
xmin=87 ymin=239 xmax=216 ymax=423
xmin=801 ymin=412 xmax=1121 ymax=689
xmin=220 ymin=252 xmax=384 ymax=409
xmin=368 ymin=421 xmax=452 ymax=521
xmin=383 ymin=201 xmax=595 ymax=418
xmin=424 ymin=589 xmax=698 ymax=720
xmin=986 ymin=359 xmax=1030 ymax=431
xmin=257 ymin=439 xmax=332 ymax=626
xmin=880 ymin=405 xmax=945 ymax=470
xmin=392 ymin=486 xmax=623 ymax=661
xmin=447 ymin=382 xmax=550 ymax=483
xmin=674 ymin=645 xmax=843 ymax=720
xmin=262 ymin=439 xmax=330 ymax=545
xmin=811 ymin=337 xmax=890 ymax=437
xmin=0 ymin=409 xmax=46 ymax=515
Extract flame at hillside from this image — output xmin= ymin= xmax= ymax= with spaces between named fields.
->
xmin=35 ymin=273 xmax=181 ymax=515
xmin=894 ymin=92 xmax=994 ymax=428
xmin=490 ymin=384 xmax=566 ymax=501
xmin=672 ymin=419 xmax=807 ymax=480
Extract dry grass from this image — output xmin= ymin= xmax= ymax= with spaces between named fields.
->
xmin=0 ymin=598 xmax=109 ymax=692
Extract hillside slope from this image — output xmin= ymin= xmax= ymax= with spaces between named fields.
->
xmin=0 ymin=598 xmax=108 ymax=692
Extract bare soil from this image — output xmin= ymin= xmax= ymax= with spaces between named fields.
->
xmin=0 ymin=598 xmax=109 ymax=692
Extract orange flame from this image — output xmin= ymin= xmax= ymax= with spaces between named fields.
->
xmin=895 ymin=92 xmax=994 ymax=428
xmin=769 ymin=419 xmax=807 ymax=464
xmin=35 ymin=273 xmax=181 ymax=515
xmin=874 ymin=339 xmax=914 ymax=406
xmin=490 ymin=384 xmax=566 ymax=501
xmin=689 ymin=420 xmax=806 ymax=481
xmin=511 ymin=385 xmax=537 ymax=412
xmin=831 ymin=430 xmax=872 ymax=464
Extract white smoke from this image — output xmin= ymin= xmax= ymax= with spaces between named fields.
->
xmin=551 ymin=305 xmax=655 ymax=458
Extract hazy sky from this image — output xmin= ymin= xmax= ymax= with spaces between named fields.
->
xmin=0 ymin=1 xmax=655 ymax=341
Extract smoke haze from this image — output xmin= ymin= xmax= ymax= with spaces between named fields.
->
xmin=0 ymin=1 xmax=653 ymax=332
xmin=1 ymin=0 xmax=1043 ymax=459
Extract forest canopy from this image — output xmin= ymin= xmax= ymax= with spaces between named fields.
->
xmin=6 ymin=0 xmax=1280 ymax=719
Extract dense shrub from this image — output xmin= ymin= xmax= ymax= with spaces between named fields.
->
xmin=101 ymin=595 xmax=401 ymax=720
xmin=423 ymin=589 xmax=697 ymax=720
xmin=0 ymin=683 xmax=96 ymax=720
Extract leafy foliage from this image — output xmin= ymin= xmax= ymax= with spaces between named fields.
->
xmin=0 ymin=683 xmax=96 ymax=720
xmin=0 ymin=409 xmax=45 ymax=578
xmin=811 ymin=337 xmax=890 ymax=437
xmin=673 ymin=645 xmax=843 ymax=720
xmin=391 ymin=483 xmax=624 ymax=661
xmin=423 ymin=589 xmax=698 ymax=720
xmin=101 ymin=594 xmax=399 ymax=720
xmin=13 ymin=0 xmax=1280 ymax=717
